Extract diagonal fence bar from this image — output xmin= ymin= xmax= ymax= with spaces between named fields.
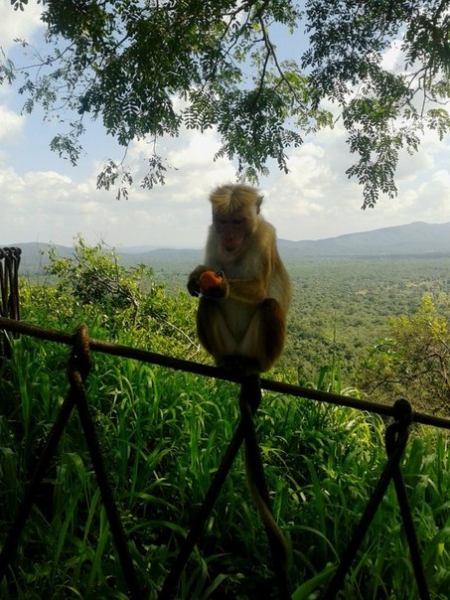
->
xmin=67 ymin=326 xmax=143 ymax=600
xmin=159 ymin=374 xmax=290 ymax=600
xmin=386 ymin=401 xmax=430 ymax=600
xmin=323 ymin=398 xmax=430 ymax=599
xmin=158 ymin=419 xmax=246 ymax=599
xmin=0 ymin=365 xmax=79 ymax=580
xmin=0 ymin=324 xmax=142 ymax=600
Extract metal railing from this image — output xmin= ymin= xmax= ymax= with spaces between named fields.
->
xmin=0 ymin=247 xmax=21 ymax=358
xmin=0 ymin=316 xmax=449 ymax=599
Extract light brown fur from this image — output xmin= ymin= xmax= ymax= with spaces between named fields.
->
xmin=209 ymin=183 xmax=263 ymax=215
xmin=187 ymin=183 xmax=292 ymax=372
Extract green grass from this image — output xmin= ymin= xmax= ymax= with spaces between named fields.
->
xmin=2 ymin=330 xmax=450 ymax=599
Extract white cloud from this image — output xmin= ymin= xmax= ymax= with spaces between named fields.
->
xmin=0 ymin=105 xmax=24 ymax=140
xmin=381 ymin=39 xmax=405 ymax=73
xmin=0 ymin=3 xmax=43 ymax=50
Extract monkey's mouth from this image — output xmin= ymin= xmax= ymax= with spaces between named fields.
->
xmin=221 ymin=239 xmax=236 ymax=251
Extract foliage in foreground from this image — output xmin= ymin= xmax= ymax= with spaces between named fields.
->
xmin=358 ymin=294 xmax=450 ymax=416
xmin=4 ymin=1 xmax=450 ymax=206
xmin=34 ymin=237 xmax=200 ymax=361
xmin=1 ymin=242 xmax=450 ymax=599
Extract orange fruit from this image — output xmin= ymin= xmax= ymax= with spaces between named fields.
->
xmin=199 ymin=270 xmax=223 ymax=291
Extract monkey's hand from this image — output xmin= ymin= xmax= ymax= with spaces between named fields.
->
xmin=187 ymin=265 xmax=208 ymax=297
xmin=187 ymin=275 xmax=201 ymax=297
xmin=200 ymin=271 xmax=229 ymax=299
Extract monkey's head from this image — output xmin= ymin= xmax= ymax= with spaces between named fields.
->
xmin=210 ymin=184 xmax=263 ymax=255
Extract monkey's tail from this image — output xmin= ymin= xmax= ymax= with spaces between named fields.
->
xmin=239 ymin=375 xmax=289 ymax=592
xmin=244 ymin=442 xmax=289 ymax=571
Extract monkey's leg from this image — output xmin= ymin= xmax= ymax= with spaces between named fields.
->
xmin=239 ymin=298 xmax=286 ymax=372
xmin=196 ymin=298 xmax=238 ymax=362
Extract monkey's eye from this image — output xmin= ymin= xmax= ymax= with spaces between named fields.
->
xmin=214 ymin=216 xmax=245 ymax=227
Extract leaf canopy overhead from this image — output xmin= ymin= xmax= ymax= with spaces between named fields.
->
xmin=4 ymin=0 xmax=450 ymax=206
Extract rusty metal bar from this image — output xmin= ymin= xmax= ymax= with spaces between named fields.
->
xmin=0 ymin=248 xmax=21 ymax=358
xmin=0 ymin=248 xmax=21 ymax=319
xmin=322 ymin=399 xmax=425 ymax=599
xmin=158 ymin=418 xmax=246 ymax=599
xmin=2 ymin=317 xmax=450 ymax=431
xmin=68 ymin=326 xmax=143 ymax=600
xmin=0 ymin=376 xmax=78 ymax=579
xmin=386 ymin=400 xmax=430 ymax=599
xmin=159 ymin=374 xmax=291 ymax=600
xmin=0 ymin=255 xmax=6 ymax=316
xmin=322 ymin=430 xmax=409 ymax=598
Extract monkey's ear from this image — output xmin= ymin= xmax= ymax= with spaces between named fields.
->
xmin=256 ymin=195 xmax=263 ymax=214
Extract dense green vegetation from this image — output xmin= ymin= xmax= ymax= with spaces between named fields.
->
xmin=143 ymin=249 xmax=450 ymax=412
xmin=1 ymin=241 xmax=450 ymax=599
xmin=284 ymin=256 xmax=450 ymax=395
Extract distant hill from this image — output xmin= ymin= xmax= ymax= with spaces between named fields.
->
xmin=279 ymin=221 xmax=450 ymax=257
xmin=3 ymin=243 xmax=73 ymax=278
xmin=6 ymin=221 xmax=450 ymax=276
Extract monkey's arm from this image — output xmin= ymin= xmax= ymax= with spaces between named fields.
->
xmin=226 ymin=277 xmax=268 ymax=304
xmin=196 ymin=264 xmax=272 ymax=303
xmin=226 ymin=255 xmax=272 ymax=304
xmin=193 ymin=271 xmax=265 ymax=303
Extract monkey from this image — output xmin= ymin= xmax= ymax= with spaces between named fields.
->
xmin=187 ymin=183 xmax=292 ymax=374
xmin=187 ymin=184 xmax=292 ymax=582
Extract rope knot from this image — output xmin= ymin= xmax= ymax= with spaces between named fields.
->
xmin=392 ymin=397 xmax=413 ymax=427
xmin=239 ymin=374 xmax=262 ymax=416
xmin=385 ymin=397 xmax=413 ymax=456
xmin=68 ymin=324 xmax=91 ymax=382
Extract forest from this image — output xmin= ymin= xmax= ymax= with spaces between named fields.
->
xmin=140 ymin=247 xmax=450 ymax=413
xmin=1 ymin=240 xmax=450 ymax=599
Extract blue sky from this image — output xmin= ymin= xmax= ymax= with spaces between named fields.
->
xmin=2 ymin=3 xmax=450 ymax=249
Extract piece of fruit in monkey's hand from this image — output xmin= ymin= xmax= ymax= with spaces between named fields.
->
xmin=199 ymin=270 xmax=223 ymax=290
xmin=199 ymin=270 xmax=225 ymax=296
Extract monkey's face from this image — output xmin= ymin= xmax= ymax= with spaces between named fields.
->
xmin=213 ymin=211 xmax=248 ymax=255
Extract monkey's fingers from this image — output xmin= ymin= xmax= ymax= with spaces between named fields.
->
xmin=187 ymin=277 xmax=201 ymax=297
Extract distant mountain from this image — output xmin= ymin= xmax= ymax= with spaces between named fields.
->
xmin=279 ymin=221 xmax=450 ymax=257
xmin=4 ymin=242 xmax=73 ymax=277
xmin=6 ymin=221 xmax=450 ymax=276
xmin=118 ymin=245 xmax=196 ymax=254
